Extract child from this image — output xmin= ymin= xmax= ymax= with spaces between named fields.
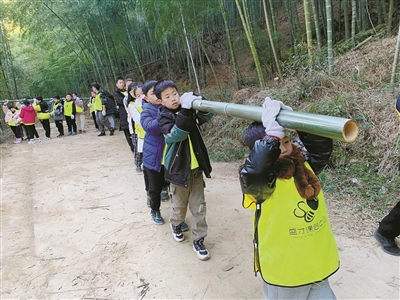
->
xmin=373 ymin=95 xmax=400 ymax=256
xmin=91 ymin=83 xmax=114 ymax=136
xmin=51 ymin=95 xmax=65 ymax=137
xmin=18 ymin=99 xmax=38 ymax=144
xmin=73 ymin=93 xmax=85 ymax=133
xmin=239 ymin=97 xmax=339 ymax=299
xmin=156 ymin=80 xmax=213 ymax=261
xmin=140 ymin=80 xmax=173 ymax=225
xmin=33 ymin=96 xmax=51 ymax=140
xmin=88 ymin=91 xmax=99 ymax=132
xmin=131 ymin=84 xmax=145 ymax=173
xmin=2 ymin=100 xmax=22 ymax=143
xmin=127 ymin=83 xmax=141 ymax=172
xmin=64 ymin=93 xmax=77 ymax=135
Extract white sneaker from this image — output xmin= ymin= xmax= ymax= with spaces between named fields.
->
xmin=28 ymin=139 xmax=35 ymax=144
xmin=44 ymin=137 xmax=51 ymax=140
xmin=35 ymin=138 xmax=41 ymax=143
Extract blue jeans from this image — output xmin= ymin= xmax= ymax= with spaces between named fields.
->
xmin=108 ymin=114 xmax=116 ymax=129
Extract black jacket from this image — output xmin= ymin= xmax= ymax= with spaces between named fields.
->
xmin=158 ymin=105 xmax=213 ymax=188
xmin=239 ymin=132 xmax=333 ymax=203
xmin=114 ymin=88 xmax=129 ymax=130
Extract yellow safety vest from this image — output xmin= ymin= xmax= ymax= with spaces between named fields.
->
xmin=64 ymin=100 xmax=74 ymax=116
xmin=33 ymin=103 xmax=50 ymax=120
xmin=95 ymin=94 xmax=103 ymax=111
xmin=243 ymin=162 xmax=339 ymax=287
xmin=7 ymin=110 xmax=19 ymax=126
xmin=76 ymin=103 xmax=83 ymax=113
xmin=135 ymin=104 xmax=146 ymax=139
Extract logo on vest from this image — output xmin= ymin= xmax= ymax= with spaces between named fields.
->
xmin=293 ymin=198 xmax=319 ymax=223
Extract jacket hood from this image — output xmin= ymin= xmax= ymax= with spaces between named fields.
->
xmin=24 ymin=105 xmax=35 ymax=112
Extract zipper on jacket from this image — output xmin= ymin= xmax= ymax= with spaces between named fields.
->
xmin=169 ymin=141 xmax=182 ymax=173
xmin=254 ymin=203 xmax=262 ymax=276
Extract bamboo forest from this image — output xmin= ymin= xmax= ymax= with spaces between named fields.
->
xmin=1 ymin=0 xmax=400 ymax=99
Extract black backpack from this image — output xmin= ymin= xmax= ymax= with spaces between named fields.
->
xmin=103 ymin=91 xmax=117 ymax=115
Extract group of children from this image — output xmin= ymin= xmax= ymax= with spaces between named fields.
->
xmin=2 ymin=93 xmax=85 ymax=144
xmin=9 ymin=78 xmax=399 ymax=299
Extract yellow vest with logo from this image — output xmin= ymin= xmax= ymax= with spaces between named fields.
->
xmin=33 ymin=103 xmax=50 ymax=120
xmin=76 ymin=103 xmax=83 ymax=113
xmin=243 ymin=163 xmax=339 ymax=287
xmin=64 ymin=100 xmax=74 ymax=116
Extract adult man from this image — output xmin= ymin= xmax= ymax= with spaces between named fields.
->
xmin=91 ymin=83 xmax=114 ymax=136
xmin=114 ymin=77 xmax=135 ymax=153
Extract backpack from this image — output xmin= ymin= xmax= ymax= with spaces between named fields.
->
xmin=103 ymin=91 xmax=117 ymax=115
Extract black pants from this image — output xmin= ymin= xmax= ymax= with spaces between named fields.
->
xmin=40 ymin=119 xmax=51 ymax=138
xmin=92 ymin=111 xmax=98 ymax=129
xmin=55 ymin=120 xmax=64 ymax=135
xmin=25 ymin=124 xmax=37 ymax=140
xmin=10 ymin=126 xmax=21 ymax=138
xmin=143 ymin=166 xmax=168 ymax=212
xmin=65 ymin=116 xmax=77 ymax=133
xmin=123 ymin=128 xmax=135 ymax=152
xmin=378 ymin=201 xmax=400 ymax=239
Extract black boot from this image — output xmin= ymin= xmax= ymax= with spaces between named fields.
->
xmin=98 ymin=131 xmax=106 ymax=136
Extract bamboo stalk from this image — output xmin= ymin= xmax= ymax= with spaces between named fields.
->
xmin=192 ymin=100 xmax=359 ymax=143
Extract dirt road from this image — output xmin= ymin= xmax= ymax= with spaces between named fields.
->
xmin=1 ymin=121 xmax=399 ymax=299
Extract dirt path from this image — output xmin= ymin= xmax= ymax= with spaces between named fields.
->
xmin=1 ymin=121 xmax=399 ymax=299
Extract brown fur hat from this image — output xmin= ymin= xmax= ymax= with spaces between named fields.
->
xmin=274 ymin=144 xmax=321 ymax=199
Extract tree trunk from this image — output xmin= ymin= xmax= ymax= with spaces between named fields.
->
xmin=304 ymin=0 xmax=313 ymax=64
xmin=263 ymin=0 xmax=283 ymax=81
xmin=235 ymin=0 xmax=265 ymax=88
xmin=387 ymin=0 xmax=394 ymax=35
xmin=326 ymin=0 xmax=333 ymax=75
xmin=351 ymin=0 xmax=357 ymax=48
xmin=220 ymin=0 xmax=241 ymax=89
xmin=311 ymin=0 xmax=322 ymax=48
xmin=343 ymin=0 xmax=350 ymax=40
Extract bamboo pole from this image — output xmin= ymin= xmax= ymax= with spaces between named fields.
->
xmin=192 ymin=100 xmax=359 ymax=143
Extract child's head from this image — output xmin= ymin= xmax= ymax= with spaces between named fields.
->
xmin=36 ymin=96 xmax=43 ymax=102
xmin=72 ymin=93 xmax=78 ymax=99
xmin=125 ymin=77 xmax=133 ymax=90
xmin=22 ymin=99 xmax=30 ymax=106
xmin=91 ymin=83 xmax=100 ymax=93
xmin=142 ymin=80 xmax=159 ymax=105
xmin=66 ymin=93 xmax=72 ymax=101
xmin=243 ymin=122 xmax=292 ymax=158
xmin=53 ymin=95 xmax=60 ymax=102
xmin=134 ymin=85 xmax=143 ymax=99
xmin=153 ymin=80 xmax=179 ymax=110
xmin=115 ymin=76 xmax=125 ymax=90
xmin=90 ymin=91 xmax=96 ymax=98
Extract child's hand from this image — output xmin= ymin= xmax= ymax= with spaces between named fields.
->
xmin=262 ymin=97 xmax=292 ymax=139
xmin=180 ymin=92 xmax=201 ymax=109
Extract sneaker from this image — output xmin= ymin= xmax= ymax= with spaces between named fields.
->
xmin=14 ymin=138 xmax=22 ymax=144
xmin=150 ymin=210 xmax=165 ymax=225
xmin=193 ymin=238 xmax=210 ymax=260
xmin=78 ymin=130 xmax=82 ymax=134
xmin=146 ymin=192 xmax=151 ymax=207
xmin=72 ymin=132 xmax=77 ymax=135
xmin=136 ymin=166 xmax=142 ymax=173
xmin=57 ymin=134 xmax=64 ymax=138
xmin=35 ymin=138 xmax=41 ymax=143
xmin=44 ymin=137 xmax=51 ymax=140
xmin=28 ymin=139 xmax=35 ymax=144
xmin=110 ymin=128 xmax=115 ymax=136
xmin=94 ymin=129 xmax=99 ymax=132
xmin=161 ymin=187 xmax=170 ymax=201
xmin=170 ymin=223 xmax=184 ymax=242
xmin=82 ymin=130 xmax=86 ymax=133
xmin=373 ymin=229 xmax=400 ymax=256
xmin=181 ymin=220 xmax=189 ymax=232
xmin=98 ymin=132 xmax=106 ymax=136
xmin=67 ymin=132 xmax=72 ymax=136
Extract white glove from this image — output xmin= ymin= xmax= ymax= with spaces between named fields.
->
xmin=50 ymin=111 xmax=55 ymax=117
xmin=180 ymin=92 xmax=202 ymax=109
xmin=87 ymin=102 xmax=92 ymax=107
xmin=262 ymin=97 xmax=292 ymax=139
xmin=33 ymin=98 xmax=37 ymax=104
xmin=3 ymin=100 xmax=8 ymax=105
xmin=102 ymin=110 xmax=106 ymax=116
xmin=116 ymin=105 xmax=119 ymax=110
xmin=70 ymin=114 xmax=75 ymax=120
